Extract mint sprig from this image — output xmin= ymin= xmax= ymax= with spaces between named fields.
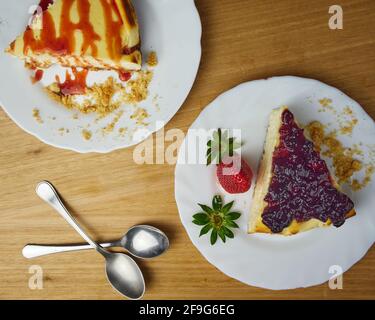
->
xmin=193 ymin=195 xmax=241 ymax=245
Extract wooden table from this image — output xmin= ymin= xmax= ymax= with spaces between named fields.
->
xmin=0 ymin=0 xmax=374 ymax=300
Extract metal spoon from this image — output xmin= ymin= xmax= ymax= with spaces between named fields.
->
xmin=35 ymin=181 xmax=145 ymax=300
xmin=23 ymin=225 xmax=169 ymax=259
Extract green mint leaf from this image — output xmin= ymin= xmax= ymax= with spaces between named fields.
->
xmin=210 ymin=229 xmax=218 ymax=245
xmin=198 ymin=204 xmax=214 ymax=215
xmin=226 ymin=212 xmax=241 ymax=220
xmin=206 ymin=152 xmax=212 ymax=166
xmin=223 ymin=226 xmax=234 ymax=238
xmin=222 ymin=201 xmax=234 ymax=214
xmin=199 ymin=224 xmax=213 ymax=237
xmin=224 ymin=220 xmax=239 ymax=228
xmin=212 ymin=195 xmax=223 ymax=211
xmin=193 ymin=219 xmax=208 ymax=226
xmin=193 ymin=195 xmax=242 ymax=245
xmin=193 ymin=213 xmax=210 ymax=224
xmin=218 ymin=228 xmax=226 ymax=243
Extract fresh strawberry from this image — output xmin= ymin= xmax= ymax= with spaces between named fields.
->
xmin=216 ymin=154 xmax=253 ymax=194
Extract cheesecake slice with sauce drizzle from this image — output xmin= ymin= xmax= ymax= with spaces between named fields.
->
xmin=248 ymin=106 xmax=355 ymax=235
xmin=6 ymin=0 xmax=141 ymax=72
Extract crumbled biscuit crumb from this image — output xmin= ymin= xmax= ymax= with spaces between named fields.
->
xmin=32 ymin=108 xmax=43 ymax=124
xmin=45 ymin=70 xmax=153 ymax=118
xmin=147 ymin=51 xmax=158 ymax=67
xmin=102 ymin=110 xmax=124 ymax=134
xmin=58 ymin=128 xmax=69 ymax=135
xmin=118 ymin=127 xmax=127 ymax=136
xmin=319 ymin=98 xmax=332 ymax=107
xmin=336 ymin=106 xmax=358 ymax=135
xmin=305 ymin=121 xmax=373 ymax=190
xmin=131 ymin=107 xmax=149 ymax=126
xmin=82 ymin=129 xmax=92 ymax=141
xmin=318 ymin=98 xmax=336 ymax=113
xmin=351 ymin=165 xmax=375 ymax=191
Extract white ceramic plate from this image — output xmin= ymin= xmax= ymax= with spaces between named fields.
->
xmin=0 ymin=0 xmax=201 ymax=153
xmin=175 ymin=76 xmax=375 ymax=290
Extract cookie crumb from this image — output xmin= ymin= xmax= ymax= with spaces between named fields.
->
xmin=131 ymin=107 xmax=149 ymax=126
xmin=319 ymin=98 xmax=332 ymax=107
xmin=305 ymin=121 xmax=366 ymax=187
xmin=102 ymin=110 xmax=124 ymax=134
xmin=147 ymin=51 xmax=158 ymax=67
xmin=45 ymin=70 xmax=153 ymax=118
xmin=118 ymin=127 xmax=127 ymax=136
xmin=351 ymin=165 xmax=375 ymax=191
xmin=82 ymin=129 xmax=92 ymax=141
xmin=32 ymin=108 xmax=43 ymax=124
xmin=338 ymin=106 xmax=358 ymax=135
xmin=58 ymin=128 xmax=69 ymax=135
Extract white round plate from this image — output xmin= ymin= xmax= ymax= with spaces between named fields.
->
xmin=0 ymin=0 xmax=201 ymax=153
xmin=175 ymin=76 xmax=375 ymax=290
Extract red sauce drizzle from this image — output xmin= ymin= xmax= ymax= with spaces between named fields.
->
xmin=31 ymin=69 xmax=44 ymax=84
xmin=23 ymin=0 xmax=100 ymax=57
xmin=119 ymin=70 xmax=131 ymax=82
xmin=57 ymin=67 xmax=88 ymax=95
xmin=100 ymin=0 xmax=124 ymax=61
xmin=39 ymin=0 xmax=54 ymax=11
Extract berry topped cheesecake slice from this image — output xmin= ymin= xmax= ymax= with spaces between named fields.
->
xmin=248 ymin=106 xmax=355 ymax=235
xmin=6 ymin=0 xmax=141 ymax=71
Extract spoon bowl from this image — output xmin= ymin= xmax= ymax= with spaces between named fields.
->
xmin=123 ymin=225 xmax=169 ymax=259
xmin=105 ymin=252 xmax=145 ymax=300
xmin=22 ymin=225 xmax=170 ymax=259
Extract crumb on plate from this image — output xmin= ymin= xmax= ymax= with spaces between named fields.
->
xmin=147 ymin=51 xmax=158 ymax=67
xmin=305 ymin=121 xmax=372 ymax=189
xmin=102 ymin=110 xmax=124 ymax=134
xmin=82 ymin=129 xmax=92 ymax=141
xmin=45 ymin=70 xmax=153 ymax=118
xmin=131 ymin=107 xmax=149 ymax=126
xmin=32 ymin=108 xmax=43 ymax=124
xmin=319 ymin=98 xmax=332 ymax=107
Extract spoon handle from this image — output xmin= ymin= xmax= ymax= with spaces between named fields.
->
xmin=22 ymin=242 xmax=116 ymax=259
xmin=36 ymin=181 xmax=108 ymax=257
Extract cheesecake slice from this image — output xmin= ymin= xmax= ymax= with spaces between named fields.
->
xmin=6 ymin=0 xmax=141 ymax=71
xmin=248 ymin=106 xmax=355 ymax=235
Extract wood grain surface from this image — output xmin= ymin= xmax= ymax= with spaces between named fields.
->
xmin=0 ymin=0 xmax=375 ymax=299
